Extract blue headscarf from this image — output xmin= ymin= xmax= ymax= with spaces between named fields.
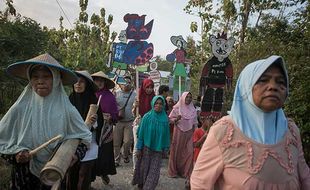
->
xmin=137 ymin=96 xmax=170 ymax=151
xmin=229 ymin=55 xmax=288 ymax=144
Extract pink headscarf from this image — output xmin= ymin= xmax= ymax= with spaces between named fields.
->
xmin=173 ymin=92 xmax=196 ymax=119
xmin=170 ymin=92 xmax=198 ymax=131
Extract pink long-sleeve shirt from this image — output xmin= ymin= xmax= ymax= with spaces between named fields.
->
xmin=191 ymin=116 xmax=310 ymax=190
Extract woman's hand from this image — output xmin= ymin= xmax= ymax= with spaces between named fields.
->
xmin=134 ymin=99 xmax=139 ymax=107
xmin=70 ymin=154 xmax=78 ymax=167
xmin=174 ymin=115 xmax=182 ymax=124
xmin=89 ymin=114 xmax=97 ymax=125
xmin=15 ymin=150 xmax=31 ymax=163
xmin=103 ymin=113 xmax=112 ymax=123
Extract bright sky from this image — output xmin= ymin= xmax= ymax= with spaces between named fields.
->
xmin=1 ymin=0 xmax=201 ymax=57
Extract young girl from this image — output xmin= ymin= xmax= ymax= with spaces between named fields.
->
xmin=193 ymin=117 xmax=213 ymax=164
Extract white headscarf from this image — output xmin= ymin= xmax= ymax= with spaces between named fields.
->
xmin=229 ymin=55 xmax=288 ymax=144
xmin=0 ymin=65 xmax=91 ymax=177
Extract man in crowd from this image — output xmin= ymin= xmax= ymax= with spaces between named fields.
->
xmin=114 ymin=76 xmax=136 ymax=166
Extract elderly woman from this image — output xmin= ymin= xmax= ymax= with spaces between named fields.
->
xmin=168 ymin=92 xmax=198 ymax=189
xmin=191 ymin=55 xmax=310 ymax=189
xmin=66 ymin=70 xmax=103 ymax=190
xmin=132 ymin=95 xmax=170 ymax=190
xmin=0 ymin=53 xmax=92 ymax=190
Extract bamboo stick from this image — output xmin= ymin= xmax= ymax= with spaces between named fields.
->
xmin=29 ymin=135 xmax=63 ymax=156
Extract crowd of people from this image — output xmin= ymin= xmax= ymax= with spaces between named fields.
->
xmin=0 ymin=53 xmax=309 ymax=190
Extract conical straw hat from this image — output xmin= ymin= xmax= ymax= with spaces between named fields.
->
xmin=91 ymin=71 xmax=115 ymax=89
xmin=6 ymin=53 xmax=77 ymax=85
xmin=75 ymin=70 xmax=97 ymax=91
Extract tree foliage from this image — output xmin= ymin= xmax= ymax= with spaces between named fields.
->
xmin=45 ymin=0 xmax=117 ymax=73
xmin=0 ymin=0 xmax=116 ymax=116
xmin=0 ymin=13 xmax=48 ymax=115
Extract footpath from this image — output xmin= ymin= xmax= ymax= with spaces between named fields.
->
xmin=91 ymin=158 xmax=186 ymax=190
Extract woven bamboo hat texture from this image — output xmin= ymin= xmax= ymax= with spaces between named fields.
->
xmin=91 ymin=71 xmax=115 ymax=89
xmin=75 ymin=70 xmax=97 ymax=91
xmin=6 ymin=53 xmax=77 ymax=85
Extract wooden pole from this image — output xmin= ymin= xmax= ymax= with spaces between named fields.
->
xmin=179 ymin=75 xmax=181 ymax=114
xmin=136 ymin=67 xmax=139 ymax=117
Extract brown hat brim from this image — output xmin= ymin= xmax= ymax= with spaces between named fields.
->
xmin=75 ymin=71 xmax=98 ymax=91
xmin=91 ymin=71 xmax=115 ymax=89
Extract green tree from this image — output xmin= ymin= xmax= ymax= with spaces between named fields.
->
xmin=0 ymin=13 xmax=48 ymax=115
xmin=184 ymin=0 xmax=216 ymax=68
xmin=45 ymin=0 xmax=117 ymax=73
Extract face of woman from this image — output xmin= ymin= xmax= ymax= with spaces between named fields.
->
xmin=154 ymin=98 xmax=163 ymax=112
xmin=252 ymin=65 xmax=287 ymax=112
xmin=185 ymin=93 xmax=192 ymax=105
xmin=74 ymin=77 xmax=86 ymax=93
xmin=94 ymin=77 xmax=105 ymax=90
xmin=145 ymin=86 xmax=154 ymax=95
xmin=166 ymin=97 xmax=174 ymax=108
xmin=30 ymin=67 xmax=53 ymax=97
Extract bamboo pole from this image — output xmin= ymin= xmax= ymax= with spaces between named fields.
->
xmin=29 ymin=135 xmax=62 ymax=156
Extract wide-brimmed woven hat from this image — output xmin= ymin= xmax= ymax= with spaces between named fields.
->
xmin=91 ymin=71 xmax=115 ymax=89
xmin=75 ymin=70 xmax=97 ymax=91
xmin=6 ymin=53 xmax=77 ymax=85
xmin=170 ymin=35 xmax=187 ymax=49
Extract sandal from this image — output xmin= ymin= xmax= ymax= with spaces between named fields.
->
xmin=124 ymin=157 xmax=130 ymax=163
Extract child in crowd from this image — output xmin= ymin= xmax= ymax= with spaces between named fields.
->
xmin=193 ymin=117 xmax=213 ymax=164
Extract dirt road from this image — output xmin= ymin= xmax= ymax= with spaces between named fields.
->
xmin=91 ymin=158 xmax=186 ymax=190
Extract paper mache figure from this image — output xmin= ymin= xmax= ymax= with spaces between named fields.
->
xmin=123 ymin=14 xmax=154 ymax=65
xmin=199 ymin=32 xmax=235 ymax=119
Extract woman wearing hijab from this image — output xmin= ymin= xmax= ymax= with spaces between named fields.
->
xmin=168 ymin=92 xmax=198 ymax=187
xmin=0 ymin=53 xmax=92 ymax=190
xmin=132 ymin=96 xmax=170 ymax=190
xmin=91 ymin=71 xmax=117 ymax=185
xmin=132 ymin=78 xmax=155 ymax=170
xmin=133 ymin=78 xmax=156 ymax=117
xmin=66 ymin=70 xmax=103 ymax=190
xmin=191 ymin=55 xmax=310 ymax=189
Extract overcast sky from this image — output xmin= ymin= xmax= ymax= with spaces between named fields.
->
xmin=1 ymin=0 xmax=202 ymax=57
